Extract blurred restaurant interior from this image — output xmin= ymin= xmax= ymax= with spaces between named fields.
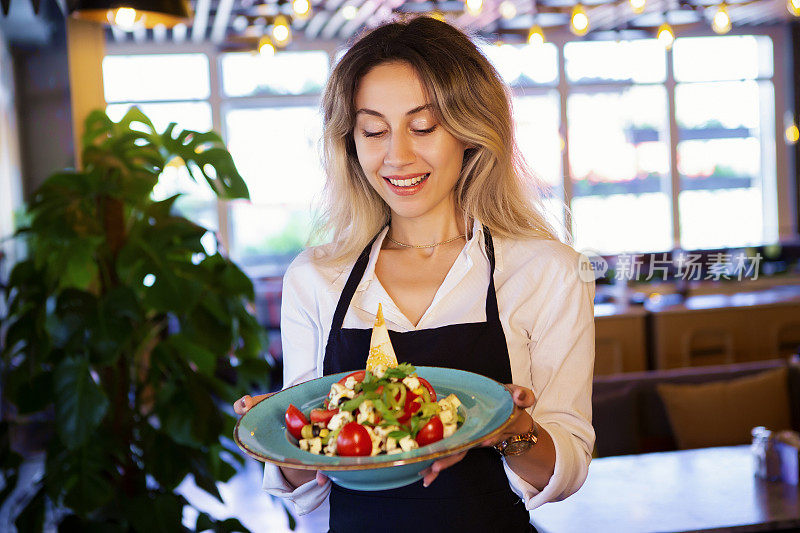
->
xmin=0 ymin=0 xmax=800 ymax=531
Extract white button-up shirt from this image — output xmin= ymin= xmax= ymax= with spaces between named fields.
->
xmin=262 ymin=219 xmax=596 ymax=517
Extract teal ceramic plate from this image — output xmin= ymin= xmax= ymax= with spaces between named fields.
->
xmin=234 ymin=366 xmax=514 ymax=491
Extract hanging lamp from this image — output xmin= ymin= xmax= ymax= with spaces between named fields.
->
xmin=68 ymin=0 xmax=192 ymax=28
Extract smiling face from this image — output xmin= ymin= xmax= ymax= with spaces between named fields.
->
xmin=352 ymin=61 xmax=468 ymax=223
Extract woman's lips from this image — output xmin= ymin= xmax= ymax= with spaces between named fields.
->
xmin=383 ymin=173 xmax=430 ymax=197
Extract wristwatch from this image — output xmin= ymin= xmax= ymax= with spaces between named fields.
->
xmin=494 ymin=421 xmax=539 ymax=456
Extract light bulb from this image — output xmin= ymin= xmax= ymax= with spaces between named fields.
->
xmin=527 ymin=25 xmax=545 ymax=45
xmin=110 ymin=7 xmax=142 ymax=30
xmin=657 ymin=22 xmax=674 ymax=49
xmin=259 ymin=35 xmax=275 ymax=56
xmin=788 ymin=0 xmax=800 ymax=16
xmin=430 ymin=10 xmax=445 ymax=21
xmin=342 ymin=5 xmax=358 ymax=19
xmin=630 ymin=0 xmax=646 ymax=14
xmin=292 ymin=0 xmax=310 ymax=18
xmin=466 ymin=0 xmax=483 ymax=16
xmin=786 ymin=124 xmax=800 ymax=144
xmin=712 ymin=3 xmax=731 ymax=34
xmin=272 ymin=15 xmax=291 ymax=46
xmin=499 ymin=0 xmax=517 ymax=19
xmin=570 ymin=5 xmax=589 ymax=36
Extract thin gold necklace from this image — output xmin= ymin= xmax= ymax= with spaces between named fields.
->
xmin=386 ymin=233 xmax=466 ymax=249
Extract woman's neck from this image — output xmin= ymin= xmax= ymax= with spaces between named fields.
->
xmin=386 ymin=205 xmax=468 ymax=249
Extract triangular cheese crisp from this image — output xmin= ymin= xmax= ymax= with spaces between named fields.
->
xmin=366 ymin=303 xmax=398 ymax=372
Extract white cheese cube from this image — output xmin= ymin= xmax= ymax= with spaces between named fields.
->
xmin=386 ymin=437 xmax=397 ymax=451
xmin=344 ymin=376 xmax=358 ymax=390
xmin=402 ymin=376 xmax=420 ymax=391
xmin=399 ymin=435 xmax=418 ymax=452
xmin=440 ymin=409 xmax=456 ymax=425
xmin=443 ymin=423 xmax=457 ymax=438
xmin=308 ymin=437 xmax=323 ymax=455
xmin=327 ymin=411 xmax=353 ymax=431
xmin=299 ymin=439 xmax=310 ymax=451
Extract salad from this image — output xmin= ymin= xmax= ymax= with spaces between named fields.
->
xmin=284 ymin=363 xmax=464 ymax=457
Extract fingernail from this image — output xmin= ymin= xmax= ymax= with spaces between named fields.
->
xmin=423 ymin=481 xmax=429 ymax=488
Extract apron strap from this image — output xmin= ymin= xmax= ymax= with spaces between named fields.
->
xmin=329 ymin=231 xmax=382 ymax=332
xmin=482 ymin=225 xmax=500 ymax=324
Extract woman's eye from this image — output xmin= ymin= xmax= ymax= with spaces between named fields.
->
xmin=362 ymin=130 xmax=385 ymax=138
xmin=413 ymin=126 xmax=437 ymax=135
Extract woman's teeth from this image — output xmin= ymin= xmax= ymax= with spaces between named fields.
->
xmin=387 ymin=174 xmax=429 ymax=187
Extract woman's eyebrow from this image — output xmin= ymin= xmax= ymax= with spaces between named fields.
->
xmin=355 ymin=103 xmax=433 ymax=118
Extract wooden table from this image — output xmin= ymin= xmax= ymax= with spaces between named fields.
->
xmin=531 ymin=446 xmax=800 ymax=533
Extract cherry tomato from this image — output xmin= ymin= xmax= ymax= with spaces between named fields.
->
xmin=285 ymin=404 xmax=308 ymax=440
xmin=336 ymin=422 xmax=373 ymax=456
xmin=310 ymin=407 xmax=339 ymax=425
xmin=337 ymin=370 xmax=366 ymax=386
xmin=415 ymin=416 xmax=444 ymax=446
xmin=418 ymin=377 xmax=436 ymax=402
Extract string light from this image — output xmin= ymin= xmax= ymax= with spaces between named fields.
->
xmin=787 ymin=123 xmax=799 ymax=144
xmin=657 ymin=21 xmax=674 ymax=49
xmin=527 ymin=24 xmax=545 ymax=45
xmin=711 ymin=3 xmax=731 ymax=33
xmin=258 ymin=35 xmax=275 ymax=56
xmin=342 ymin=4 xmax=358 ymax=19
xmin=466 ymin=0 xmax=483 ymax=16
xmin=630 ymin=0 xmax=646 ymax=14
xmin=570 ymin=4 xmax=589 ymax=35
xmin=500 ymin=0 xmax=517 ymax=19
xmin=292 ymin=0 xmax=311 ymax=18
xmin=272 ymin=15 xmax=291 ymax=47
xmin=788 ymin=0 xmax=800 ymax=16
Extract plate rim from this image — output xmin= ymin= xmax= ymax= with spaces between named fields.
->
xmin=233 ymin=365 xmax=515 ymax=471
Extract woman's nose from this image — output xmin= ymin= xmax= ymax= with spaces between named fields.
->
xmin=384 ymin=133 xmax=414 ymax=167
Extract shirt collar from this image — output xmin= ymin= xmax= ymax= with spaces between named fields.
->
xmin=326 ymin=218 xmax=503 ymax=294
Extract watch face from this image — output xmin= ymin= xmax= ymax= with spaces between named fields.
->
xmin=505 ymin=440 xmax=532 ymax=456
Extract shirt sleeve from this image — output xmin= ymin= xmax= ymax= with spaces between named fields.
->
xmin=504 ymin=269 xmax=596 ymax=510
xmin=261 ymin=257 xmax=332 ymax=515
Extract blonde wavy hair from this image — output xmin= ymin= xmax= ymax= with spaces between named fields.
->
xmin=311 ymin=15 xmax=569 ymax=265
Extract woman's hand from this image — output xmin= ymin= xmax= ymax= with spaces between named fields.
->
xmin=233 ymin=394 xmax=329 ymax=487
xmin=418 ymin=384 xmax=536 ymax=487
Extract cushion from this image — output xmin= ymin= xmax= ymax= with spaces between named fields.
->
xmin=592 ymin=384 xmax=639 ymax=457
xmin=657 ymin=366 xmax=791 ymax=450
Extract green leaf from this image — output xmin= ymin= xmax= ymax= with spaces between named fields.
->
xmin=168 ymin=334 xmax=216 ymax=376
xmin=54 ymin=357 xmax=109 ymax=450
xmin=124 ymin=492 xmax=186 ymax=533
xmin=388 ymin=430 xmax=410 ymax=440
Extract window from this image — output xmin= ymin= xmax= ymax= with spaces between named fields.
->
xmin=101 ymin=30 xmax=788 ymax=270
xmin=673 ymin=36 xmax=776 ymax=250
xmin=103 ymin=54 xmax=218 ymax=254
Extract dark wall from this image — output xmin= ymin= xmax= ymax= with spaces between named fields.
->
xmin=3 ymin=0 xmax=74 ymax=198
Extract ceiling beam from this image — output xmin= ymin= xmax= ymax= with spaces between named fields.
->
xmin=192 ymin=0 xmax=211 ymax=41
xmin=211 ymin=0 xmax=236 ymax=43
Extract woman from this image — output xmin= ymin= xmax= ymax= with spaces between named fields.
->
xmin=235 ymin=16 xmax=595 ymax=532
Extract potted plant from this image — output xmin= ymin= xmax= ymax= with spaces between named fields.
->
xmin=1 ymin=107 xmax=272 ymax=531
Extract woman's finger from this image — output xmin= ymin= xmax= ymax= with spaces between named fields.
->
xmin=233 ymin=393 xmax=273 ymax=416
xmin=419 ymin=450 xmax=467 ymax=487
xmin=505 ymin=384 xmax=536 ymax=409
xmin=233 ymin=395 xmax=252 ymax=416
xmin=316 ymin=471 xmax=329 ymax=486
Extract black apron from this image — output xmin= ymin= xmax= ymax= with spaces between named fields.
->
xmin=323 ymin=226 xmax=534 ymax=533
